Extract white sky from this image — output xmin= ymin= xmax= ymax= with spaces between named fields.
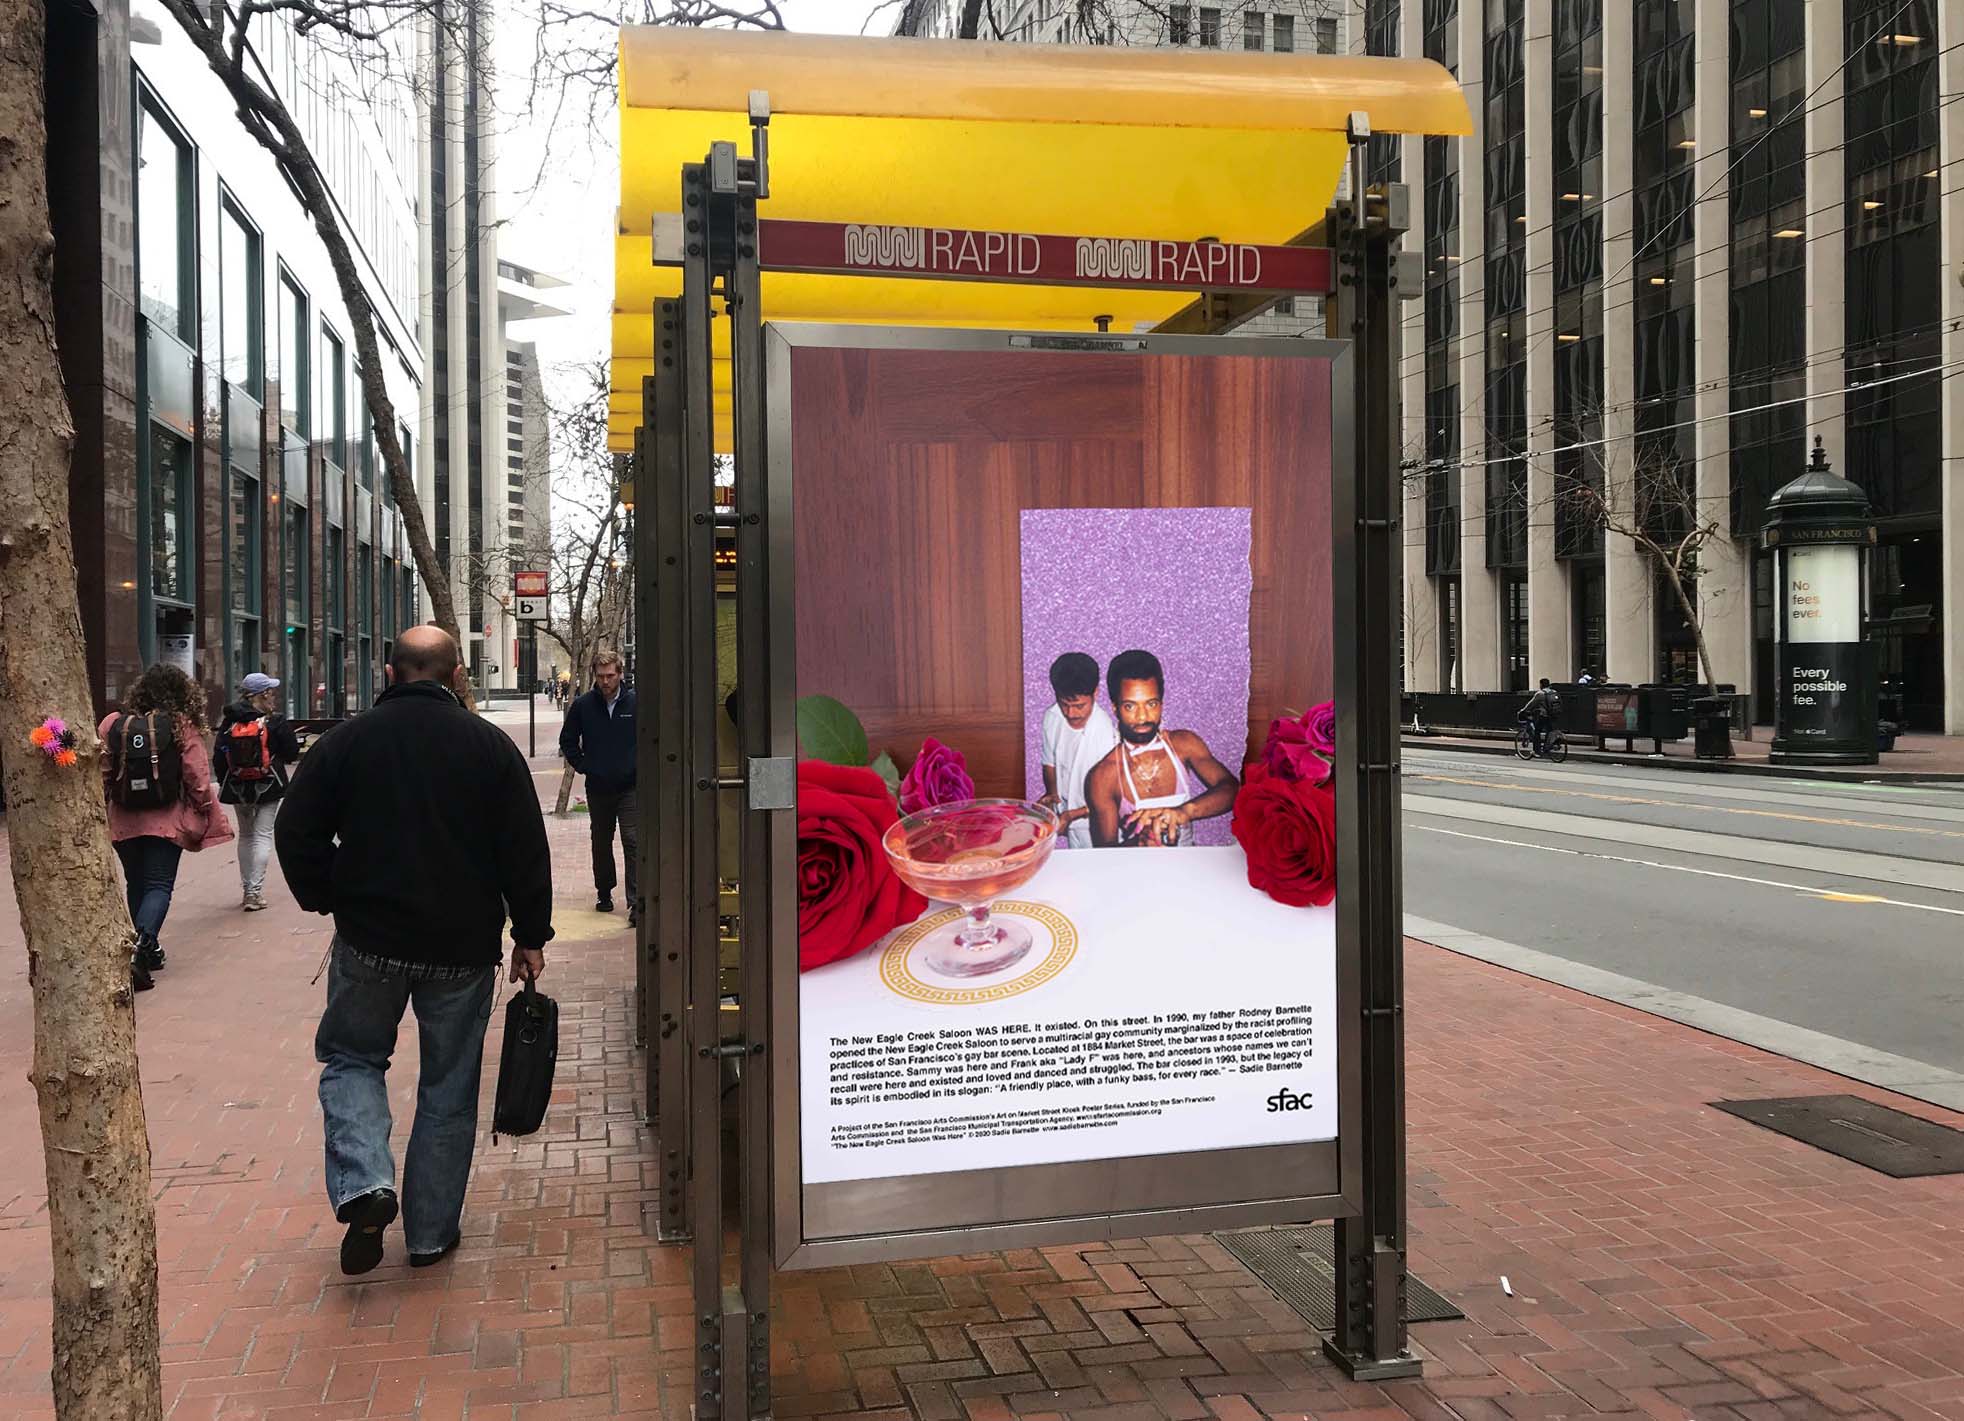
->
xmin=494 ymin=0 xmax=894 ymax=432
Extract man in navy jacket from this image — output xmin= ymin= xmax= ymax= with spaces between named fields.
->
xmin=559 ymin=649 xmax=639 ymax=921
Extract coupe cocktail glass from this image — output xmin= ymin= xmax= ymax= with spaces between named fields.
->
xmin=882 ymin=799 xmax=1060 ymax=978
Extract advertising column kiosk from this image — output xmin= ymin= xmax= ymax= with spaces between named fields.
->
xmin=1764 ymin=437 xmax=1877 ymax=765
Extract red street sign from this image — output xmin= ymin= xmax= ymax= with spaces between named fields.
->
xmin=758 ymin=219 xmax=1335 ymax=295
xmin=514 ymin=570 xmax=548 ymax=597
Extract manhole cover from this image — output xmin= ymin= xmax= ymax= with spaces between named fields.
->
xmin=1711 ymin=1095 xmax=1964 ymax=1178
xmin=1216 ymin=1225 xmax=1462 ymax=1330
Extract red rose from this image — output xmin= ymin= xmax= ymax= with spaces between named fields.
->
xmin=1231 ymin=771 xmax=1337 ymax=908
xmin=798 ymin=760 xmax=928 ymax=970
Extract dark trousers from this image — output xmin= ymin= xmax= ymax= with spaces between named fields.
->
xmin=115 ymin=836 xmax=183 ymax=946
xmin=588 ymin=786 xmax=639 ymax=902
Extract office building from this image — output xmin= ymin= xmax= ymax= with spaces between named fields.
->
xmin=50 ymin=0 xmax=426 ymax=719
xmin=1381 ymin=0 xmax=1959 ymax=731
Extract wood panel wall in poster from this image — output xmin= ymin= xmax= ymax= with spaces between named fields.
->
xmin=790 ymin=343 xmax=1335 ymax=795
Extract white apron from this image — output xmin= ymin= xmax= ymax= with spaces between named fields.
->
xmin=1116 ymin=735 xmax=1196 ymax=846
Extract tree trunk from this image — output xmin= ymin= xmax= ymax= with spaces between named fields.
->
xmin=1662 ymin=560 xmax=1719 ymax=690
xmin=0 ymin=9 xmax=161 ymax=1414
xmin=154 ymin=0 xmax=472 ymax=706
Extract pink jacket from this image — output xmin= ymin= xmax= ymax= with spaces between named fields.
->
xmin=100 ymin=712 xmax=234 ymax=852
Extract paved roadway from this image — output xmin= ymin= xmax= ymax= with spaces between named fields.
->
xmin=1402 ymin=744 xmax=1964 ymax=1107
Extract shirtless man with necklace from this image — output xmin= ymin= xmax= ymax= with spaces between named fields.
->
xmin=1084 ymin=648 xmax=1240 ymax=847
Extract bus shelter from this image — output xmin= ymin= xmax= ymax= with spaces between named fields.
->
xmin=611 ymin=30 xmax=1466 ymax=1418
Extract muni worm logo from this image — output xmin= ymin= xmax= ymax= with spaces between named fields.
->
xmin=1265 ymin=1087 xmax=1314 ymax=1113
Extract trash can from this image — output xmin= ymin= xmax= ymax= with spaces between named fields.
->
xmin=1693 ymin=696 xmax=1734 ymax=760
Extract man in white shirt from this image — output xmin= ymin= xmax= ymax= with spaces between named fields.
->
xmin=1039 ymin=652 xmax=1120 ymax=849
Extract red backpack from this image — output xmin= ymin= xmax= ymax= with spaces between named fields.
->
xmin=225 ymin=716 xmax=273 ymax=782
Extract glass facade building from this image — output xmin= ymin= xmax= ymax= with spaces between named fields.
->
xmin=58 ymin=0 xmax=424 ymax=717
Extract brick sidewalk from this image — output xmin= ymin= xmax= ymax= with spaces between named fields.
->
xmin=1 ymin=725 xmax=1962 ymax=1417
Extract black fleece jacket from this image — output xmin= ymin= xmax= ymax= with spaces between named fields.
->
xmin=558 ymin=686 xmax=638 ymax=795
xmin=275 ymin=680 xmax=554 ymax=965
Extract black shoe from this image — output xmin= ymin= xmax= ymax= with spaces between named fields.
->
xmin=408 ymin=1236 xmax=460 ymax=1268
xmin=596 ymin=895 xmax=614 ymax=913
xmin=336 ymin=1187 xmax=398 ymax=1276
xmin=131 ymin=958 xmax=154 ymax=992
xmin=135 ymin=936 xmax=165 ymax=973
xmin=628 ymin=904 xmax=639 ymax=928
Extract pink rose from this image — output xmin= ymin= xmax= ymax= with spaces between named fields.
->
xmin=1304 ymin=701 xmax=1336 ymax=755
xmin=1258 ymin=701 xmax=1337 ymax=784
xmin=899 ymin=737 xmax=975 ymax=815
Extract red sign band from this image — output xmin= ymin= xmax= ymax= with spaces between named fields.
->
xmin=758 ymin=220 xmax=1335 ymax=295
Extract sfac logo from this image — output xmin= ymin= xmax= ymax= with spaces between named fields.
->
xmin=1265 ymin=1087 xmax=1314 ymax=1113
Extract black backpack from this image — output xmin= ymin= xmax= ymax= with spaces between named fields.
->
xmin=106 ymin=711 xmax=183 ymax=810
xmin=492 ymin=976 xmax=558 ymax=1138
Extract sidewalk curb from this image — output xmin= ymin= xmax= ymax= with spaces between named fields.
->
xmin=1402 ymin=732 xmax=1964 ymax=785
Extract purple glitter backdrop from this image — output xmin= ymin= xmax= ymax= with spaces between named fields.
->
xmin=1020 ymin=507 xmax=1253 ymax=848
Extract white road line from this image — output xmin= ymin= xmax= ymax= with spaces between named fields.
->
xmin=1404 ymin=793 xmax=1964 ymax=895
xmin=1406 ymin=752 xmax=1964 ymax=825
xmin=1405 ymin=912 xmax=1964 ymax=1114
xmin=1411 ymin=824 xmax=1964 ymax=917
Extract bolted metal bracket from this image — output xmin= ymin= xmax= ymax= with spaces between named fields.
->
xmin=747 ymin=756 xmax=795 ymax=810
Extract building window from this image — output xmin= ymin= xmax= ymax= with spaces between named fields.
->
xmin=1198 ymin=7 xmax=1221 ymax=45
xmin=1314 ymin=15 xmax=1338 ymax=51
xmin=1271 ymin=13 xmax=1293 ymax=49
xmin=150 ymin=433 xmax=192 ymax=603
xmin=137 ymin=101 xmax=192 ymax=343
xmin=1242 ymin=11 xmax=1264 ymax=48
xmin=328 ymin=526 xmax=345 ymax=626
xmin=219 ymin=199 xmax=263 ymax=397
xmin=279 ymin=273 xmax=310 ymax=434
xmin=1728 ymin=0 xmax=1805 ymax=541
xmin=228 ymin=464 xmax=263 ymax=685
xmin=1170 ymin=4 xmax=1191 ymax=42
xmin=285 ymin=502 xmax=309 ymax=629
xmin=322 ymin=327 xmax=347 ymax=469
xmin=1503 ymin=573 xmax=1529 ymax=691
xmin=1440 ymin=575 xmax=1461 ymax=690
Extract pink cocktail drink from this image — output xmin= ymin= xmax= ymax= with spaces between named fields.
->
xmin=883 ymin=799 xmax=1058 ymax=977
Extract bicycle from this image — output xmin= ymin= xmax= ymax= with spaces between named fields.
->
xmin=1514 ymin=718 xmax=1568 ymax=763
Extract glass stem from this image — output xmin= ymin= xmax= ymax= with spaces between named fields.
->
xmin=955 ymin=903 xmax=997 ymax=950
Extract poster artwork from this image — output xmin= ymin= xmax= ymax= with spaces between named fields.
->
xmin=789 ymin=341 xmax=1341 ymax=1206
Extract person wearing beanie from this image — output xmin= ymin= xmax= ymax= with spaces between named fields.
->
xmin=214 ymin=671 xmax=301 ymax=910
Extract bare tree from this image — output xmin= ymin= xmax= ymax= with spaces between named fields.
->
xmin=1557 ymin=435 xmax=1723 ymax=689
xmin=155 ymin=0 xmax=472 ymax=697
xmin=1 ymin=8 xmax=161 ymax=1416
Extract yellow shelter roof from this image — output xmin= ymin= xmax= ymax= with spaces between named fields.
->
xmin=611 ymin=28 xmax=1469 ymax=451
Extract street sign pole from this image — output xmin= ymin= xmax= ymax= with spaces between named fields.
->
xmin=528 ymin=623 xmax=537 ymax=758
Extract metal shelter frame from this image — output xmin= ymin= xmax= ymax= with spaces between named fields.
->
xmin=628 ymin=101 xmax=1420 ymax=1420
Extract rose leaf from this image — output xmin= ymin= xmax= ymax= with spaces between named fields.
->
xmin=796 ymin=694 xmax=871 ymax=766
xmin=869 ymin=750 xmax=902 ymax=799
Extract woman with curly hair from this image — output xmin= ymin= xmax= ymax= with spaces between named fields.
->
xmin=100 ymin=663 xmax=233 ymax=989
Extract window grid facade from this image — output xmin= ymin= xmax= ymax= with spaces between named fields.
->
xmin=1483 ymin=0 xmax=1528 ymax=573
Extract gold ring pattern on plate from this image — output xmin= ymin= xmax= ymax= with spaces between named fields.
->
xmin=878 ymin=901 xmax=1079 ymax=1005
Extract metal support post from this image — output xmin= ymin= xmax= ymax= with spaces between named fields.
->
xmin=726 ymin=126 xmax=776 ymax=1421
xmin=650 ymin=324 xmax=693 ymax=1242
xmin=1324 ymin=119 xmax=1421 ymax=1383
xmin=632 ymin=416 xmax=655 ymax=1053
xmin=681 ymin=158 xmax=730 ymax=1421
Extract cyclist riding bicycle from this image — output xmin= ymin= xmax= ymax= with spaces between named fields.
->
xmin=1518 ymin=677 xmax=1561 ymax=757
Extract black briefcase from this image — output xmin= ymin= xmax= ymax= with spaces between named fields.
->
xmin=492 ymin=976 xmax=558 ymax=1138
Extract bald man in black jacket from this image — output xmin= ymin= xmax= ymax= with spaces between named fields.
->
xmin=277 ymin=626 xmax=553 ymax=1275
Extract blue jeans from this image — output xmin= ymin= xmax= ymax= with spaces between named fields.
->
xmin=314 ymin=940 xmax=498 ymax=1254
xmin=114 ymin=836 xmax=182 ymax=944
